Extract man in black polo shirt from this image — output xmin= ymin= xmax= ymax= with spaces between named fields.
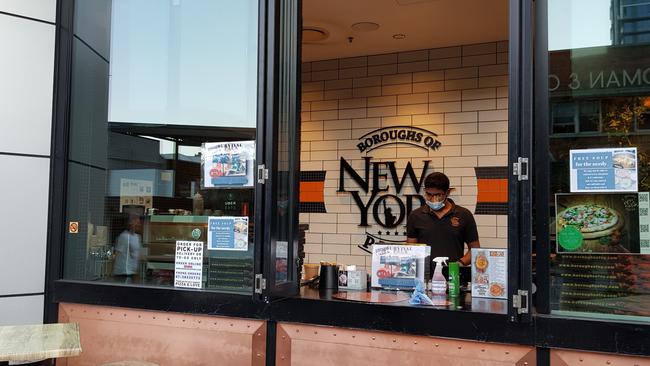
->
xmin=406 ymin=172 xmax=480 ymax=267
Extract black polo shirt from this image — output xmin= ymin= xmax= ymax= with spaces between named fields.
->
xmin=406 ymin=199 xmax=479 ymax=263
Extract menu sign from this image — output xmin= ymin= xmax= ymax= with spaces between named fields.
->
xmin=570 ymin=148 xmax=638 ymax=193
xmin=471 ymin=248 xmax=507 ymax=299
xmin=174 ymin=241 xmax=203 ymax=289
xmin=207 ymin=216 xmax=249 ymax=251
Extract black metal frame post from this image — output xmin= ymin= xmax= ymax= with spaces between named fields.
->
xmin=534 ymin=0 xmax=551 ymax=315
xmin=44 ymin=0 xmax=74 ymax=324
xmin=507 ymin=0 xmax=534 ymax=323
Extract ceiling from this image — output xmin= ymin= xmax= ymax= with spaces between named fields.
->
xmin=302 ymin=0 xmax=508 ymax=62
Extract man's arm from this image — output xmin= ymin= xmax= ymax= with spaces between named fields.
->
xmin=459 ymin=240 xmax=480 ymax=266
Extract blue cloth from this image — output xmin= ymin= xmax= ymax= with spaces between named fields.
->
xmin=409 ymin=279 xmax=434 ymax=305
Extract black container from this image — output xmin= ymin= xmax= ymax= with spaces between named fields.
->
xmin=319 ymin=264 xmax=339 ymax=291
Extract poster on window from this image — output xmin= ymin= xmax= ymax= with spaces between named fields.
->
xmin=207 ymin=216 xmax=249 ymax=251
xmin=570 ymin=148 xmax=638 ymax=192
xmin=555 ymin=192 xmax=650 ymax=254
xmin=370 ymin=244 xmax=430 ymax=289
xmin=174 ymin=241 xmax=204 ymax=289
xmin=201 ymin=141 xmax=255 ymax=188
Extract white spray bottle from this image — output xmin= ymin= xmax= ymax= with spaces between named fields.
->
xmin=431 ymin=257 xmax=449 ymax=296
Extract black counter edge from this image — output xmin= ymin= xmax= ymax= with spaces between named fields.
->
xmin=535 ymin=314 xmax=650 ymax=356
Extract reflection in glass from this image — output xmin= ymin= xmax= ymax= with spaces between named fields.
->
xmin=547 ymin=0 xmax=650 ymax=321
xmin=63 ymin=0 xmax=259 ymax=294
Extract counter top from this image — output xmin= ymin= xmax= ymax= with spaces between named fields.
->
xmin=0 ymin=323 xmax=81 ymax=362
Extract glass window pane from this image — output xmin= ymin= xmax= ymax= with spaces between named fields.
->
xmin=63 ymin=0 xmax=259 ymax=294
xmin=547 ymin=0 xmax=650 ymax=322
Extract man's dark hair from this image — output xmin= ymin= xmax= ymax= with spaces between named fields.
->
xmin=424 ymin=172 xmax=450 ymax=191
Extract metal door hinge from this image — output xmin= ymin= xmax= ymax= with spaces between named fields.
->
xmin=254 ymin=274 xmax=266 ymax=294
xmin=513 ymin=289 xmax=529 ymax=314
xmin=513 ymin=157 xmax=529 ymax=181
xmin=257 ymin=164 xmax=269 ymax=184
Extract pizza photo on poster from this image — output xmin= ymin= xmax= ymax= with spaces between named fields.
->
xmin=554 ymin=193 xmax=644 ymax=254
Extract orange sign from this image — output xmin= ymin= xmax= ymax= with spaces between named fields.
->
xmin=69 ymin=221 xmax=79 ymax=234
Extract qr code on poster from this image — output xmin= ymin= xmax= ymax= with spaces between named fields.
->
xmin=641 ymin=239 xmax=650 ymax=248
xmin=641 ymin=224 xmax=649 ymax=233
xmin=640 ymin=194 xmax=649 ymax=203
xmin=640 ymin=208 xmax=649 ymax=216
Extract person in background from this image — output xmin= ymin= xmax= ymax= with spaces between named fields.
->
xmin=113 ymin=213 xmax=143 ymax=278
xmin=406 ymin=172 xmax=480 ymax=268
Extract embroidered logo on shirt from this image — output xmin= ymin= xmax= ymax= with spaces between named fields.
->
xmin=451 ymin=217 xmax=461 ymax=227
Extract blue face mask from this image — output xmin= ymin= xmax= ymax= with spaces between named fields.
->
xmin=426 ymin=199 xmax=445 ymax=211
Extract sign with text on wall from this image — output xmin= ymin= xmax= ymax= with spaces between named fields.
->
xmin=570 ymin=147 xmax=638 ymax=193
xmin=174 ymin=241 xmax=204 ymax=289
xmin=201 ymin=141 xmax=255 ymax=188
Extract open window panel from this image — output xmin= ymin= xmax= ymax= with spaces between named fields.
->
xmin=535 ymin=0 xmax=650 ymax=323
xmin=256 ymin=0 xmax=303 ymax=300
xmin=292 ymin=0 xmax=531 ymax=317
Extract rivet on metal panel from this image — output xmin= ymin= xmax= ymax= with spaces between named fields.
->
xmin=97 ymin=312 xmax=100 ymax=315
xmin=314 ymin=331 xmax=318 ymax=335
xmin=152 ymin=316 xmax=156 ymax=319
xmin=458 ymin=346 xmax=462 ymax=349
xmin=414 ymin=341 xmax=417 ymax=344
xmin=296 ymin=329 xmax=300 ymax=333
xmin=230 ymin=323 xmax=233 ymax=326
xmin=182 ymin=319 xmax=186 ymax=322
xmin=167 ymin=318 xmax=170 ymax=321
xmin=481 ymin=349 xmax=485 ymax=352
xmin=198 ymin=320 xmax=201 ymax=324
xmin=435 ymin=344 xmax=439 ymax=347
xmin=606 ymin=362 xmax=611 ymax=365
xmin=83 ymin=310 xmax=86 ymax=313
xmin=392 ymin=339 xmax=396 ymax=343
xmin=137 ymin=315 xmax=141 ymax=318
xmin=333 ymin=334 xmax=337 ymax=337
xmin=352 ymin=335 xmax=356 ymax=338
xmin=110 ymin=312 xmax=113 ymax=316
xmin=524 ymin=362 xmax=528 ymax=365
xmin=257 ymin=333 xmax=262 ymax=337
xmin=256 ymin=353 xmax=261 ymax=357
xmin=247 ymin=325 xmax=250 ymax=328
xmin=214 ymin=322 xmax=217 ymax=325
xmin=282 ymin=336 xmax=286 ymax=339
xmin=123 ymin=314 xmax=126 ymax=317
xmin=281 ymin=356 xmax=285 ymax=360
xmin=372 ymin=337 xmax=376 ymax=340
xmin=505 ymin=351 xmax=509 ymax=355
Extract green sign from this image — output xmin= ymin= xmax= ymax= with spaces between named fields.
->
xmin=191 ymin=228 xmax=202 ymax=240
xmin=558 ymin=226 xmax=583 ymax=251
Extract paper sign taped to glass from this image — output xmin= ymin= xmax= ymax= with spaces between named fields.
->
xmin=371 ymin=244 xmax=430 ymax=289
xmin=202 ymin=141 xmax=255 ymax=188
xmin=207 ymin=216 xmax=249 ymax=251
xmin=555 ymin=192 xmax=650 ymax=255
xmin=569 ymin=147 xmax=638 ymax=193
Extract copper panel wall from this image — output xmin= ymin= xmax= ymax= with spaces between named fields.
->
xmin=551 ymin=349 xmax=650 ymax=366
xmin=58 ymin=303 xmax=265 ymax=366
xmin=276 ymin=322 xmax=535 ymax=366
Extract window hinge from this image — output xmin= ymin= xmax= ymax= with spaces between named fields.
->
xmin=254 ymin=274 xmax=266 ymax=294
xmin=513 ymin=157 xmax=529 ymax=181
xmin=513 ymin=289 xmax=529 ymax=314
xmin=257 ymin=164 xmax=269 ymax=184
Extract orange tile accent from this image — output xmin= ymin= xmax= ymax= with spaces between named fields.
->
xmin=300 ymin=181 xmax=325 ymax=202
xmin=476 ymin=178 xmax=508 ymax=203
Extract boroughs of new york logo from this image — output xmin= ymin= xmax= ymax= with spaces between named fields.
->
xmin=337 ymin=126 xmax=442 ymax=253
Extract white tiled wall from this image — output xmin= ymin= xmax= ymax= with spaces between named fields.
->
xmin=300 ymin=41 xmax=509 ymax=271
xmin=0 ymin=3 xmax=56 ymax=325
